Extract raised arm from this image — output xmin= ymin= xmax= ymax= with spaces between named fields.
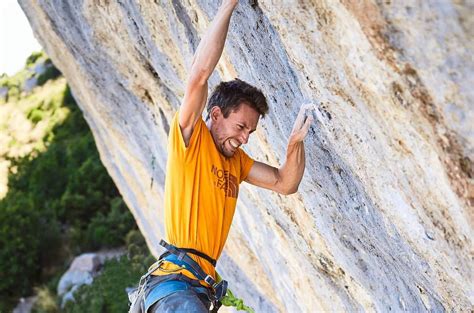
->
xmin=245 ymin=104 xmax=315 ymax=194
xmin=179 ymin=0 xmax=238 ymax=146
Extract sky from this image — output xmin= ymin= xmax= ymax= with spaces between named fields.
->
xmin=0 ymin=0 xmax=42 ymax=76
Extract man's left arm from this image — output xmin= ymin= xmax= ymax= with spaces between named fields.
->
xmin=245 ymin=104 xmax=315 ymax=195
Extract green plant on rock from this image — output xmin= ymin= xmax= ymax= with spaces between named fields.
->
xmin=26 ymin=51 xmax=45 ymax=67
xmin=62 ymin=256 xmax=144 ymax=313
xmin=36 ymin=62 xmax=61 ymax=86
xmin=32 ymin=286 xmax=59 ymax=313
xmin=83 ymin=197 xmax=135 ymax=250
xmin=28 ymin=108 xmax=46 ymax=123
xmin=61 ymin=230 xmax=153 ymax=313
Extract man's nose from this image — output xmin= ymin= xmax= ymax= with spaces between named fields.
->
xmin=240 ymin=131 xmax=250 ymax=145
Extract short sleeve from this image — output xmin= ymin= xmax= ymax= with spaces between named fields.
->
xmin=168 ymin=111 xmax=204 ymax=162
xmin=238 ymin=148 xmax=254 ymax=183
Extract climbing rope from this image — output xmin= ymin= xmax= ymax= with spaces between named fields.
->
xmin=216 ymin=272 xmax=255 ymax=313
xmin=221 ymin=288 xmax=255 ymax=313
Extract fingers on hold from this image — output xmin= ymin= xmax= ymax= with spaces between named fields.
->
xmin=302 ymin=102 xmax=317 ymax=110
xmin=295 ymin=110 xmax=306 ymax=127
xmin=296 ymin=103 xmax=317 ymax=130
xmin=304 ymin=104 xmax=313 ymax=113
xmin=298 ymin=116 xmax=312 ymax=135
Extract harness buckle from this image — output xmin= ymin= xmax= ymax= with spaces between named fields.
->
xmin=204 ymin=275 xmax=227 ymax=302
xmin=204 ymin=275 xmax=216 ymax=286
xmin=213 ymin=280 xmax=228 ymax=300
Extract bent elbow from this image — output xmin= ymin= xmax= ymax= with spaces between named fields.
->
xmin=274 ymin=171 xmax=300 ymax=195
xmin=286 ymin=187 xmax=299 ymax=195
xmin=279 ymin=185 xmax=299 ymax=195
xmin=188 ymin=67 xmax=211 ymax=86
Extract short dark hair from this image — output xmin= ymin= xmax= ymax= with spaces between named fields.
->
xmin=206 ymin=78 xmax=269 ymax=119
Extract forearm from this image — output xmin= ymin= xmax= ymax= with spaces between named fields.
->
xmin=277 ymin=141 xmax=306 ymax=194
xmin=190 ymin=2 xmax=237 ymax=81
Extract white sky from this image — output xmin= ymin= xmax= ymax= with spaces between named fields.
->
xmin=0 ymin=0 xmax=42 ymax=76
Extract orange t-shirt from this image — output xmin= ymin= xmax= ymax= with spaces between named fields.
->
xmin=152 ymin=111 xmax=254 ymax=281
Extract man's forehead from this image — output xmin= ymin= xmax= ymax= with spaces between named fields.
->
xmin=233 ymin=103 xmax=259 ymax=115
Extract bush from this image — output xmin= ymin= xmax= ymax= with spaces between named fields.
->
xmin=36 ymin=62 xmax=61 ymax=86
xmin=0 ymin=82 xmax=133 ymax=309
xmin=125 ymin=229 xmax=146 ymax=247
xmin=32 ymin=286 xmax=59 ymax=313
xmin=62 ymin=230 xmax=153 ymax=313
xmin=62 ymin=256 xmax=143 ymax=313
xmin=0 ymin=193 xmax=42 ymax=304
xmin=28 ymin=108 xmax=46 ymax=123
xmin=7 ymin=85 xmax=20 ymax=100
xmin=26 ymin=51 xmax=44 ymax=67
xmin=81 ymin=198 xmax=135 ymax=250
xmin=0 ymin=56 xmax=141 ymax=312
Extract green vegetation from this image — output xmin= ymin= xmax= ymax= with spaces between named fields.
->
xmin=32 ymin=286 xmax=58 ymax=313
xmin=36 ymin=60 xmax=61 ymax=86
xmin=26 ymin=51 xmax=44 ymax=66
xmin=0 ymin=52 xmax=150 ymax=312
xmin=0 ymin=51 xmax=60 ymax=104
xmin=32 ymin=230 xmax=153 ymax=313
xmin=61 ymin=231 xmax=153 ymax=313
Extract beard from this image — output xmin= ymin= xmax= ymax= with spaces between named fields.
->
xmin=210 ymin=123 xmax=238 ymax=158
xmin=219 ymin=138 xmax=237 ymax=158
xmin=213 ymin=132 xmax=237 ymax=158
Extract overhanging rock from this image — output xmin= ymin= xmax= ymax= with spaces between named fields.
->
xmin=20 ymin=1 xmax=473 ymax=311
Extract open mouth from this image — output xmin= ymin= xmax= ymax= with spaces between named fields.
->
xmin=229 ymin=139 xmax=240 ymax=149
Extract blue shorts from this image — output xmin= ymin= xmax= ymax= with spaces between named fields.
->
xmin=142 ymin=275 xmax=211 ymax=313
xmin=148 ymin=289 xmax=211 ymax=313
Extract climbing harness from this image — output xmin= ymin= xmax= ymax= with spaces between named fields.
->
xmin=128 ymin=240 xmax=227 ymax=312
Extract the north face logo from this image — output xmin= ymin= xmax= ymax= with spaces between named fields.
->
xmin=211 ymin=165 xmax=238 ymax=198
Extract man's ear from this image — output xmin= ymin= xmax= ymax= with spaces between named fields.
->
xmin=210 ymin=106 xmax=222 ymax=121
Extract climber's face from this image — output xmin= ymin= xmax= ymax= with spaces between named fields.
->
xmin=209 ymin=102 xmax=260 ymax=158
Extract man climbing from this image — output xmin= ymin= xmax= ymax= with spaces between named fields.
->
xmin=129 ymin=0 xmax=315 ymax=312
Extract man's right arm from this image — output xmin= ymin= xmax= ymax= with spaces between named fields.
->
xmin=179 ymin=0 xmax=238 ymax=146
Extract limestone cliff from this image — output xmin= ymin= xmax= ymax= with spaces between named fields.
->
xmin=20 ymin=0 xmax=473 ymax=311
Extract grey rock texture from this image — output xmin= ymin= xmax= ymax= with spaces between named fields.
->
xmin=23 ymin=77 xmax=38 ymax=92
xmin=23 ymin=62 xmax=49 ymax=92
xmin=12 ymin=296 xmax=37 ymax=313
xmin=0 ymin=87 xmax=7 ymax=100
xmin=57 ymin=249 xmax=124 ymax=307
xmin=20 ymin=0 xmax=473 ymax=312
xmin=57 ymin=253 xmax=98 ymax=306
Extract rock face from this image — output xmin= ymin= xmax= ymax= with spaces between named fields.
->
xmin=20 ymin=1 xmax=473 ymax=311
